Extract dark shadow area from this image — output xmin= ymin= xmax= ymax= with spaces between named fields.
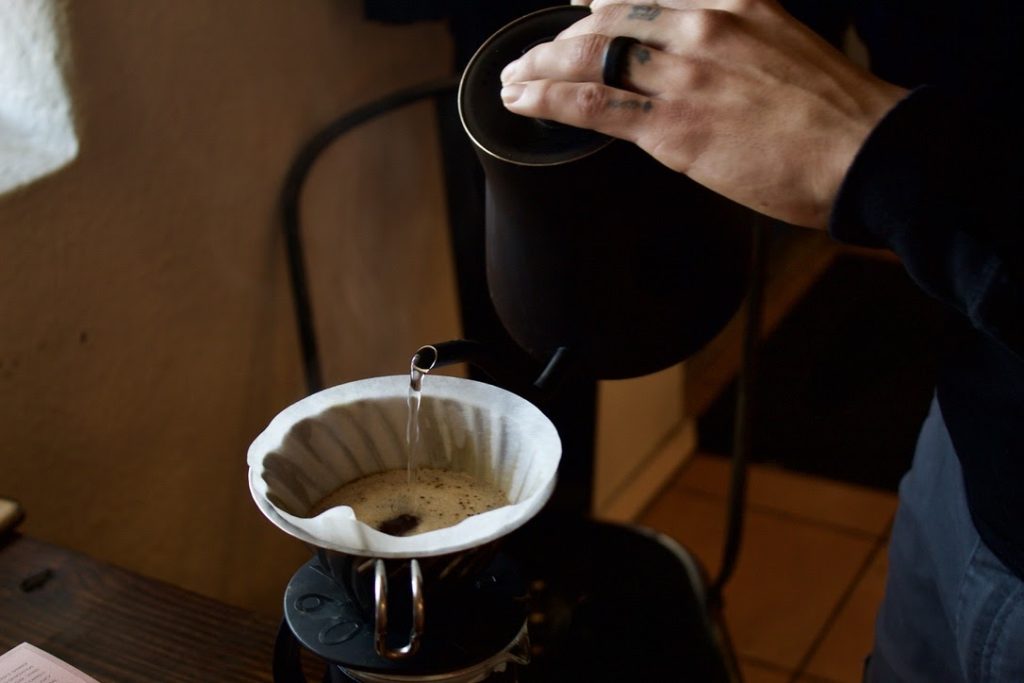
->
xmin=699 ymin=253 xmax=968 ymax=491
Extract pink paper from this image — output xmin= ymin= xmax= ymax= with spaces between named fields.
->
xmin=0 ymin=643 xmax=99 ymax=683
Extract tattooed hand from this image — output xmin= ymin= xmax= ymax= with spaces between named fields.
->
xmin=499 ymin=0 xmax=906 ymax=228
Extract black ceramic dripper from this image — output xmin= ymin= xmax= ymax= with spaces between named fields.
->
xmin=459 ymin=6 xmax=753 ymax=380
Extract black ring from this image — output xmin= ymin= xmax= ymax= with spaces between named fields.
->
xmin=602 ymin=36 xmax=639 ymax=89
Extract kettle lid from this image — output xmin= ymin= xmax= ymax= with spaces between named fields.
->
xmin=459 ymin=6 xmax=613 ymax=167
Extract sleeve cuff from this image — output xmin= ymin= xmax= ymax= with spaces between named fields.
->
xmin=827 ymin=86 xmax=959 ymax=249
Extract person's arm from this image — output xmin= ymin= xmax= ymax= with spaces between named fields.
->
xmin=829 ymin=85 xmax=1024 ymax=358
xmin=502 ymin=0 xmax=1022 ymax=356
xmin=499 ymin=0 xmax=906 ymax=228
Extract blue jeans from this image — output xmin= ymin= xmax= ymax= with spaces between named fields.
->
xmin=868 ymin=398 xmax=1024 ymax=682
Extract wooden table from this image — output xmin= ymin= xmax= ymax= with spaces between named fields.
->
xmin=0 ymin=534 xmax=281 ymax=682
xmin=1 ymin=524 xmax=739 ymax=682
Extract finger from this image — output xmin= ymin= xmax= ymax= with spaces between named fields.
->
xmin=557 ymin=4 xmax=673 ymax=43
xmin=502 ymin=34 xmax=675 ymax=98
xmin=558 ymin=4 xmax=720 ymax=48
xmin=565 ymin=0 xmax=773 ymax=43
xmin=556 ymin=4 xmax=767 ymax=67
xmin=500 ymin=79 xmax=659 ymax=146
xmin=571 ymin=0 xmax=593 ymax=5
xmin=589 ymin=0 xmax=768 ymax=12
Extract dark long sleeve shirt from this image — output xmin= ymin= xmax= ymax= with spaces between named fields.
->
xmin=826 ymin=2 xmax=1024 ymax=577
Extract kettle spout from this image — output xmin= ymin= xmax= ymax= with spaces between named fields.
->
xmin=411 ymin=339 xmax=513 ymax=392
xmin=412 ymin=340 xmax=574 ymax=397
xmin=411 ymin=340 xmax=495 ymax=378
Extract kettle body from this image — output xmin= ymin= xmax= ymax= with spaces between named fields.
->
xmin=460 ymin=7 xmax=753 ymax=380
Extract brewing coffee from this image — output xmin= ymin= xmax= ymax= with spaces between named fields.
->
xmin=310 ymin=468 xmax=509 ymax=537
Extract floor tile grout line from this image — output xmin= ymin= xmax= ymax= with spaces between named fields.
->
xmin=737 ymin=656 xmax=845 ymax=683
xmin=744 ymin=504 xmax=888 ymax=541
xmin=739 ymin=654 xmax=792 ymax=671
xmin=682 ymin=452 xmax=898 ymax=505
xmin=788 ymin=518 xmax=894 ymax=683
xmin=646 ymin=452 xmax=898 ymax=682
xmin=737 ymin=655 xmax=792 ymax=677
xmin=669 ymin=484 xmax=892 ymax=541
xmin=676 ymin=477 xmax=896 ymax=508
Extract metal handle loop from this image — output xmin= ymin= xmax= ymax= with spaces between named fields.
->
xmin=373 ymin=558 xmax=425 ymax=660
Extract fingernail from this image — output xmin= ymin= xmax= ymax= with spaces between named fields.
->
xmin=500 ymin=83 xmax=525 ymax=105
xmin=500 ymin=59 xmax=520 ymax=85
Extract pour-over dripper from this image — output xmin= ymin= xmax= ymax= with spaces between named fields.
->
xmin=248 ymin=375 xmax=560 ymax=558
xmin=249 ymin=375 xmax=560 ymax=671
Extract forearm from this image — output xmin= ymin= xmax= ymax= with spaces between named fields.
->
xmin=829 ymin=86 xmax=1024 ymax=356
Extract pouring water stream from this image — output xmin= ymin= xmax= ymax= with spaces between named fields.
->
xmin=407 ymin=346 xmax=438 ymax=484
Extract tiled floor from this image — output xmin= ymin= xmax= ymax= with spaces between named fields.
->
xmin=639 ymin=453 xmax=898 ymax=683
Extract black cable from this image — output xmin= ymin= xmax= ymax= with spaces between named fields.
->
xmin=709 ymin=215 xmax=770 ymax=603
xmin=281 ymin=77 xmax=460 ymax=395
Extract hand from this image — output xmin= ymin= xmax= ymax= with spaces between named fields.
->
xmin=499 ymin=0 xmax=907 ymax=228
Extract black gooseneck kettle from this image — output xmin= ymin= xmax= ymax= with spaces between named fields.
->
xmin=452 ymin=5 xmax=753 ymax=383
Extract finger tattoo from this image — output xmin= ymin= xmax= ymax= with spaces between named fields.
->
xmin=608 ymin=99 xmax=654 ymax=112
xmin=634 ymin=46 xmax=652 ymax=64
xmin=628 ymin=5 xmax=662 ymax=21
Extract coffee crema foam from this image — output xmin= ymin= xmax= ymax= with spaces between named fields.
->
xmin=310 ymin=468 xmax=509 ymax=537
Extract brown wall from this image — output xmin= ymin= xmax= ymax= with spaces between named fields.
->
xmin=0 ymin=0 xmax=459 ymax=615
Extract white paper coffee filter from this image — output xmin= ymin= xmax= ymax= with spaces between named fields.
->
xmin=248 ymin=375 xmax=561 ymax=558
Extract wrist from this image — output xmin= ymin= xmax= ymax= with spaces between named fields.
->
xmin=817 ymin=80 xmax=908 ymax=229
